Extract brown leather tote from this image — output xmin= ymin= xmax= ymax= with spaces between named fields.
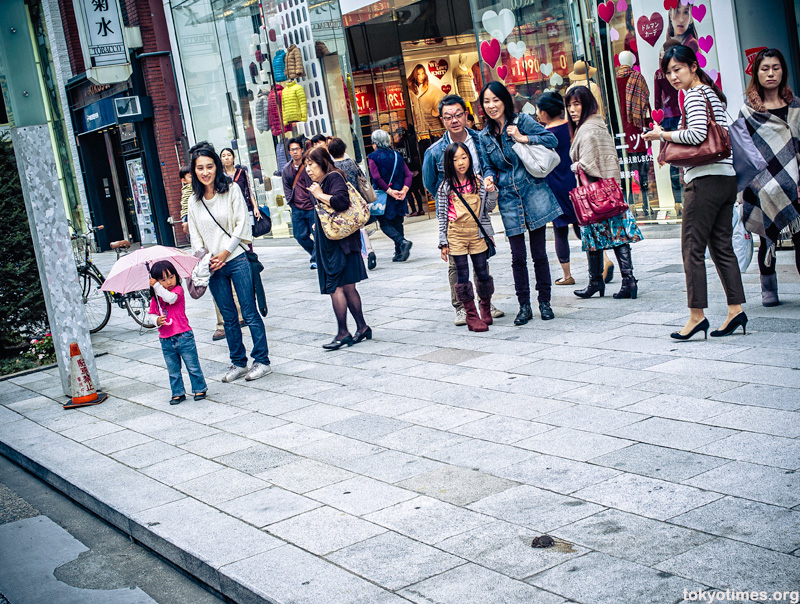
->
xmin=658 ymin=89 xmax=731 ymax=168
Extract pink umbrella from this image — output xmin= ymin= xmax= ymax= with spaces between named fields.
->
xmin=100 ymin=246 xmax=199 ymax=294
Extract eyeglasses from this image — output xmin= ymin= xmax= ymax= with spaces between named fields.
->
xmin=441 ymin=111 xmax=466 ymax=123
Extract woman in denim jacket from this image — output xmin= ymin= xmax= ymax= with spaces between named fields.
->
xmin=477 ymin=82 xmax=562 ymax=324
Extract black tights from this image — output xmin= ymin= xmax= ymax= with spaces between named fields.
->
xmin=553 ymin=224 xmax=581 ymax=264
xmin=453 ymin=252 xmax=490 ymax=284
xmin=330 ymin=283 xmax=367 ymax=339
xmin=508 ymin=227 xmax=551 ymax=304
xmin=757 ymin=233 xmax=800 ymax=276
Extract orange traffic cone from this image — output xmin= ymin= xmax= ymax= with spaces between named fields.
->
xmin=63 ymin=342 xmax=108 ymax=409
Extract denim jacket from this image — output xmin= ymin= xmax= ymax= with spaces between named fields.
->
xmin=477 ymin=113 xmax=562 ymax=236
xmin=422 ymin=127 xmax=482 ymax=198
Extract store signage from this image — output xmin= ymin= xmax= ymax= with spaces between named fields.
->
xmin=77 ymin=98 xmax=117 ymax=133
xmin=354 ymin=85 xmax=376 ymax=116
xmin=427 ymin=59 xmax=448 ymax=80
xmin=636 ymin=13 xmax=663 ymax=47
xmin=74 ymin=0 xmax=128 ymax=66
xmin=376 ymin=82 xmax=405 ymax=112
xmin=744 ymin=47 xmax=767 ymax=76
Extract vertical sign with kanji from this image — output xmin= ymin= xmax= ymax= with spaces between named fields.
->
xmin=74 ymin=0 xmax=128 ymax=67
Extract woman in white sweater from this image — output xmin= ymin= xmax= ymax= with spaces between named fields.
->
xmin=187 ymin=143 xmax=271 ymax=382
xmin=644 ymin=45 xmax=746 ymax=340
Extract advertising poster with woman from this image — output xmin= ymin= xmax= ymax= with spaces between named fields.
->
xmin=404 ymin=61 xmax=448 ymax=136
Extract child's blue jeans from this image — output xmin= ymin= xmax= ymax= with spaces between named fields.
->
xmin=160 ymin=330 xmax=207 ymax=397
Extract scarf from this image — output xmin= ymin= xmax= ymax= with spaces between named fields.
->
xmin=619 ymin=66 xmax=650 ymax=130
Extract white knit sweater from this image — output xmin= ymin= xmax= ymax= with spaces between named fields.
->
xmin=188 ymin=183 xmax=252 ymax=260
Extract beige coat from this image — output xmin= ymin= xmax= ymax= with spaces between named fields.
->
xmin=569 ymin=114 xmax=620 ymax=184
xmin=410 ymin=84 xmax=444 ymax=133
xmin=285 ymin=45 xmax=305 ymax=79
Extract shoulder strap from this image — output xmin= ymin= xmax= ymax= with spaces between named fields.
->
xmin=452 ymin=186 xmax=491 ymax=241
xmin=387 ymin=152 xmax=399 ymax=185
xmin=292 ymin=164 xmax=306 ymax=188
xmin=235 ymin=168 xmax=242 ymax=182
xmin=200 ymin=197 xmax=248 ymax=253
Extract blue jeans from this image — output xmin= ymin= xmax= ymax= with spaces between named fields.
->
xmin=160 ymin=330 xmax=207 ymax=397
xmin=209 ymin=254 xmax=270 ymax=367
xmin=291 ymin=205 xmax=316 ymax=263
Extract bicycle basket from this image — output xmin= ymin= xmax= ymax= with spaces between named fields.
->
xmin=72 ymin=237 xmax=87 ymax=264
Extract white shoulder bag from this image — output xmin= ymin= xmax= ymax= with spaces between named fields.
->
xmin=511 ymin=117 xmax=560 ymax=179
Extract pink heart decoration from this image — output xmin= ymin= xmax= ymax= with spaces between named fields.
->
xmin=480 ymin=39 xmax=501 ymax=68
xmin=616 ymin=0 xmax=628 ymax=11
xmin=441 ymin=84 xmax=452 ymax=94
xmin=647 ymin=147 xmax=653 ymax=156
xmin=597 ymin=0 xmax=615 ymax=23
xmin=609 ymin=28 xmax=620 ymax=41
xmin=651 ymin=109 xmax=664 ymax=124
xmin=680 ymin=0 xmax=691 ymax=5
xmin=698 ymin=35 xmax=714 ymax=53
xmin=705 ymin=68 xmax=718 ymax=82
xmin=632 ymin=65 xmax=641 ymax=73
xmin=696 ymin=50 xmax=707 ymax=68
xmin=636 ymin=13 xmax=664 ymax=47
xmin=691 ymin=4 xmax=706 ymax=22
xmin=496 ymin=65 xmax=508 ymax=81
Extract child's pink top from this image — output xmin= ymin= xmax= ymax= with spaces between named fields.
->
xmin=448 ymin=179 xmax=476 ymax=220
xmin=148 ymin=285 xmax=191 ymax=338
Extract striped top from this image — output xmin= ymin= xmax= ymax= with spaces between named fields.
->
xmin=673 ymin=85 xmax=735 ymax=183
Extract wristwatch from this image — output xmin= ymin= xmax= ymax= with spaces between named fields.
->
xmin=659 ymin=132 xmax=666 ymax=142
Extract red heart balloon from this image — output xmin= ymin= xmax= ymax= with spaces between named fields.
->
xmin=496 ymin=65 xmax=508 ymax=81
xmin=651 ymin=109 xmax=664 ymax=124
xmin=597 ymin=0 xmax=615 ymax=23
xmin=480 ymin=39 xmax=501 ymax=68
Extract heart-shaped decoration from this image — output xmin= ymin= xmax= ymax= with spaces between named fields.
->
xmin=680 ymin=0 xmax=691 ymax=5
xmin=496 ymin=65 xmax=509 ymax=81
xmin=544 ymin=87 xmax=555 ymax=93
xmin=507 ymin=41 xmax=526 ymax=60
xmin=616 ymin=0 xmax=628 ymax=11
xmin=441 ymin=84 xmax=452 ymax=94
xmin=636 ymin=13 xmax=664 ymax=47
xmin=651 ymin=109 xmax=664 ymax=124
xmin=705 ymin=68 xmax=718 ymax=82
xmin=550 ymin=73 xmax=563 ymax=86
xmin=691 ymin=3 xmax=706 ymax=22
xmin=540 ymin=62 xmax=554 ymax=77
xmin=698 ymin=35 xmax=714 ymax=53
xmin=696 ymin=50 xmax=707 ymax=68
xmin=597 ymin=0 xmax=615 ymax=23
xmin=482 ymin=9 xmax=515 ymax=43
xmin=480 ymin=39 xmax=501 ymax=68
xmin=427 ymin=59 xmax=449 ymax=80
xmin=521 ymin=102 xmax=536 ymax=115
xmin=609 ymin=27 xmax=620 ymax=41
xmin=663 ymin=0 xmax=678 ymax=8
xmin=632 ymin=65 xmax=641 ymax=73
xmin=647 ymin=147 xmax=653 ymax=156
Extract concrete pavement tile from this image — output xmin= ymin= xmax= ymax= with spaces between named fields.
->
xmin=396 ymin=404 xmax=487 ymax=431
xmin=327 ymin=531 xmax=464 ymax=590
xmin=376 ymin=426 xmax=469 ymax=455
xmin=365 ymin=495 xmax=492 ymax=543
xmin=655 ymin=538 xmax=800 ymax=592
xmin=413 ymin=347 xmax=488 ymax=365
xmin=524 ymin=343 xmax=603 ymax=361
xmin=214 ymin=444 xmax=299 ymax=474
xmin=341 ymin=450 xmax=443 ymax=483
xmin=537 ymin=405 xmax=646 ymax=432
xmin=299 ymin=384 xmax=375 ymax=407
xmin=458 ymin=352 xmax=537 ymax=371
xmin=110 ymin=440 xmax=185 ymax=469
xmin=307 ymin=476 xmax=416 ymax=516
xmin=249 ymin=422 xmax=335 ymax=449
xmin=709 ymin=383 xmax=800 ymax=411
xmin=443 ymin=368 xmax=520 ymax=388
xmin=633 ymin=374 xmax=742 ymax=398
xmin=266 ymin=506 xmax=386 ymax=555
xmin=180 ymin=432 xmax=255 ymax=458
xmin=401 ymin=563 xmax=565 ymax=604
xmin=397 ymin=466 xmax=518 ymax=506
xmin=209 ymin=412 xmax=286 ymax=436
xmin=591 ymin=350 xmax=675 ymax=370
xmin=278 ymin=403 xmax=360 ymax=427
xmin=553 ymin=384 xmax=656 ymax=409
xmin=700 ymin=407 xmax=800 ymax=438
xmin=425 ymin=438 xmax=534 ymax=473
xmin=175 ymin=468 xmax=268 ymax=505
xmin=695 ymin=432 xmax=800 ymax=470
xmin=220 ymin=544 xmax=404 ymax=604
xmin=257 ymin=458 xmax=354 ymax=493
xmin=573 ymin=474 xmax=722 ymax=521
xmin=465 ymin=394 xmax=574 ymax=421
xmin=83 ymin=429 xmax=154 ymax=454
xmin=510 ymin=359 xmax=596 ymax=379
xmin=58 ymin=420 xmax=125 ymax=442
xmin=682 ymin=461 xmax=800 ymax=508
xmin=591 ymin=443 xmax=728 ymax=482
xmin=492 ymin=375 xmax=587 ymax=398
xmin=140 ymin=453 xmax=224 ymax=486
xmin=36 ymin=411 xmax=101 ymax=433
xmin=290 ymin=434 xmax=386 ymax=465
xmin=494 ymin=455 xmax=622 ymax=495
xmin=218 ymin=486 xmax=320 ymax=527
xmin=608 ymin=417 xmax=738 ymax=451
xmin=119 ymin=411 xmax=220 ymax=445
xmin=468 ymin=484 xmax=604 ymax=532
xmin=437 ymin=518 xmax=588 ymax=580
xmin=235 ymin=393 xmax=315 ymax=415
xmin=620 ymin=393 xmax=739 ymax=422
xmin=348 ymin=394 xmax=432 ymax=417
xmin=528 ymin=551 xmax=703 ymax=604
xmin=515 ymin=427 xmax=634 ymax=461
xmin=325 ymin=413 xmax=412 ymax=441
xmin=670 ymin=496 xmax=800 ymax=553
xmin=571 ymin=365 xmax=658 ymax=388
xmin=554 ymin=509 xmax=714 ymax=566
xmin=451 ymin=415 xmax=553 ymax=444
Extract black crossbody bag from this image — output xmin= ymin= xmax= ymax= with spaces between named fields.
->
xmin=452 ymin=187 xmax=496 ymax=259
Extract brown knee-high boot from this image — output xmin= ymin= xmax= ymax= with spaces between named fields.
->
xmin=455 ymin=282 xmax=488 ymax=332
xmin=475 ymin=277 xmax=495 ymax=325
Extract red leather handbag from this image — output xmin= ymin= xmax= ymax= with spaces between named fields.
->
xmin=569 ymin=166 xmax=629 ymax=226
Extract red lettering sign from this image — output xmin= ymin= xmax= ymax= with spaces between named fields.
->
xmin=745 ymin=47 xmax=767 ymax=76
xmin=376 ymin=82 xmax=406 ymax=112
xmin=354 ymin=85 xmax=376 ymax=116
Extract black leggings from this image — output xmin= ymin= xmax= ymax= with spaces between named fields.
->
xmin=553 ymin=224 xmax=581 ymax=264
xmin=757 ymin=233 xmax=800 ymax=276
xmin=453 ymin=252 xmax=490 ymax=284
xmin=508 ymin=227 xmax=551 ymax=304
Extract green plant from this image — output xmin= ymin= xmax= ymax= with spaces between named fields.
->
xmin=0 ymin=133 xmax=49 ymax=349
xmin=24 ymin=334 xmax=56 ymax=364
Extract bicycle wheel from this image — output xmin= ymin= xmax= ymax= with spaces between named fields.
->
xmin=81 ymin=271 xmax=112 ymax=333
xmin=124 ymin=290 xmax=156 ymax=328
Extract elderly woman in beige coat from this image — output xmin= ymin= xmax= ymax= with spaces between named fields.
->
xmin=566 ymin=86 xmax=643 ymax=299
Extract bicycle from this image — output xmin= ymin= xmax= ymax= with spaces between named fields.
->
xmin=72 ymin=225 xmax=155 ymax=333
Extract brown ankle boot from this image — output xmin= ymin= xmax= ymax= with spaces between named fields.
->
xmin=475 ymin=277 xmax=495 ymax=325
xmin=455 ymin=283 xmax=488 ymax=332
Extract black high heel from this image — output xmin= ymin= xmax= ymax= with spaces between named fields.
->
xmin=670 ymin=318 xmax=709 ymax=340
xmin=353 ymin=327 xmax=372 ymax=344
xmin=710 ymin=312 xmax=748 ymax=337
xmin=322 ymin=335 xmax=354 ymax=350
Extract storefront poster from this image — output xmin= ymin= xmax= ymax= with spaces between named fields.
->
xmin=354 ymin=84 xmax=377 ymax=116
xmin=126 ymin=159 xmax=157 ymax=246
xmin=376 ymin=82 xmax=406 ymax=112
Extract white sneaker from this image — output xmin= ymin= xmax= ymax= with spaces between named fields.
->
xmin=490 ymin=304 xmax=505 ymax=318
xmin=245 ymin=362 xmax=272 ymax=381
xmin=454 ymin=308 xmax=467 ymax=326
xmin=222 ymin=365 xmax=249 ymax=383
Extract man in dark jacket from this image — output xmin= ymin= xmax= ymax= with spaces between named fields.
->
xmin=282 ymin=137 xmax=316 ymax=269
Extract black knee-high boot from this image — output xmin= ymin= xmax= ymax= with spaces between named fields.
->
xmin=612 ymin=244 xmax=638 ymax=299
xmin=574 ymin=251 xmax=605 ymax=298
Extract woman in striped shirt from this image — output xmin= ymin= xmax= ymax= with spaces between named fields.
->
xmin=644 ymin=45 xmax=746 ymax=340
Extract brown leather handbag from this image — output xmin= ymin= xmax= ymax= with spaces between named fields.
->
xmin=658 ymin=89 xmax=731 ymax=168
xmin=569 ymin=166 xmax=629 ymax=226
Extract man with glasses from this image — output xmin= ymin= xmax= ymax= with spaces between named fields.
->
xmin=423 ymin=95 xmax=504 ymax=326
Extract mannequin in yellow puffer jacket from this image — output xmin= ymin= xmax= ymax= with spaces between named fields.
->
xmin=281 ymin=81 xmax=307 ymax=124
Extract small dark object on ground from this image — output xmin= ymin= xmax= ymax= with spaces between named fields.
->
xmin=531 ymin=535 xmax=555 ymax=548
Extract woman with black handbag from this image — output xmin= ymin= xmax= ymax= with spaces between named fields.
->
xmin=305 ymin=146 xmax=371 ymax=350
xmin=187 ymin=144 xmax=271 ymax=382
xmin=566 ymin=86 xmax=642 ymax=300
xmin=643 ymin=45 xmax=745 ymax=339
